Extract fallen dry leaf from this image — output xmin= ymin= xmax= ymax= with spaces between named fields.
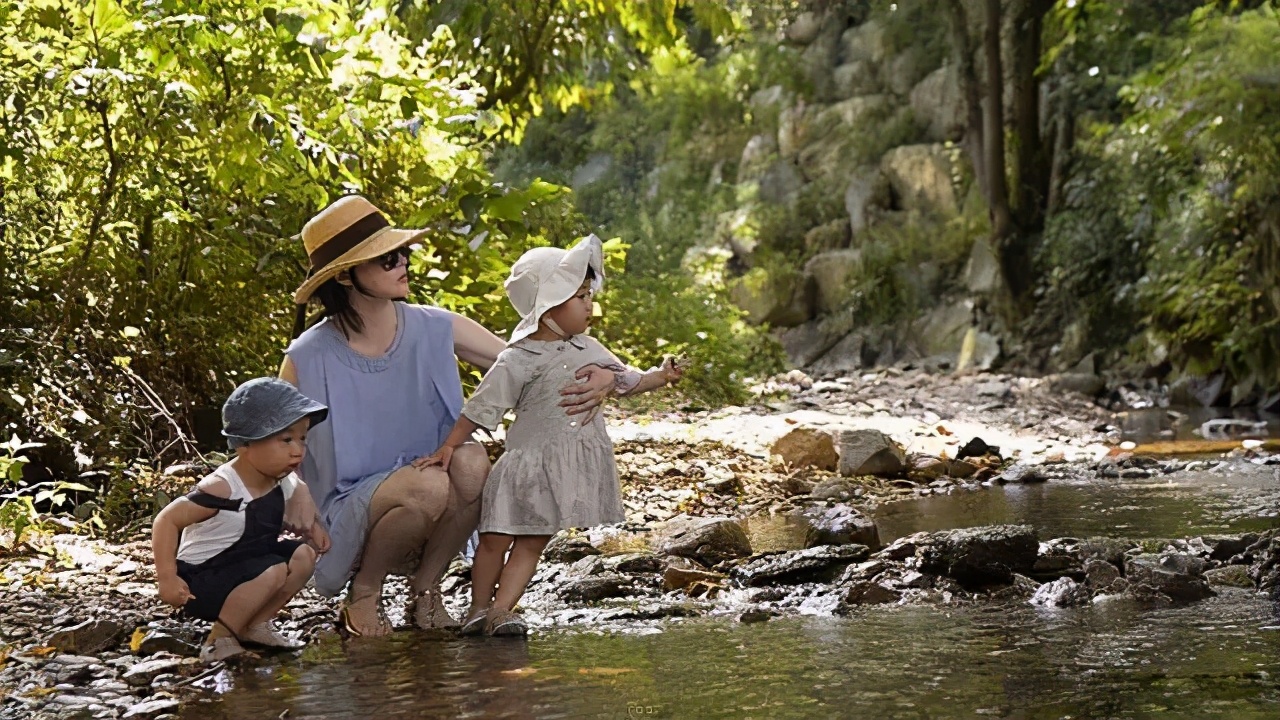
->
xmin=578 ymin=667 xmax=635 ymax=676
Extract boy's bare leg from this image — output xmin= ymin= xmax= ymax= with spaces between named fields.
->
xmin=210 ymin=563 xmax=289 ymax=640
xmin=246 ymin=545 xmax=317 ymax=628
xmin=490 ymin=535 xmax=551 ymax=613
xmin=469 ymin=533 xmax=514 ymax=618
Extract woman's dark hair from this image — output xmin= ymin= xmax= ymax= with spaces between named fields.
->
xmin=291 ymin=266 xmax=402 ymax=339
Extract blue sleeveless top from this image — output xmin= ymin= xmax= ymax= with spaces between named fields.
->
xmin=285 ymin=303 xmax=463 ymax=506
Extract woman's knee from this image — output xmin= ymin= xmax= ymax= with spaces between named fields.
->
xmin=380 ymin=466 xmax=450 ymax=519
xmin=447 ymin=443 xmax=490 ymax=503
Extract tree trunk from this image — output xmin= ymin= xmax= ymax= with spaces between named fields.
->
xmin=943 ymin=0 xmax=989 ymax=205
xmin=1009 ymin=0 xmax=1052 ymax=233
xmin=982 ymin=0 xmax=1012 ymax=243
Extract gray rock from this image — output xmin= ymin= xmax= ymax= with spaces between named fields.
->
xmin=136 ymin=630 xmax=197 ymax=658
xmin=44 ymin=619 xmax=125 ymax=655
xmin=840 ymin=19 xmax=887 ymax=64
xmin=803 ymin=218 xmax=852 ymax=254
xmin=879 ymin=144 xmax=958 ymax=216
xmin=730 ymin=544 xmax=870 ymax=586
xmin=844 ymin=167 xmax=890 ymax=238
xmin=1083 ymin=558 xmax=1122 ymax=589
xmin=777 ymin=314 xmax=855 ymax=368
xmin=777 ymin=103 xmax=815 ymax=159
xmin=910 ymin=65 xmax=965 ymax=142
xmin=1030 ymin=577 xmax=1089 ymax=607
xmin=796 ymin=96 xmax=893 ymax=184
xmin=1204 ymin=565 xmax=1254 ymax=588
xmin=558 ymin=572 xmax=633 ymax=603
xmin=770 ymin=428 xmax=839 ymax=471
xmin=737 ymin=133 xmax=779 ymax=184
xmin=601 ymin=553 xmax=663 ymax=575
xmin=757 ymin=160 xmax=804 ymax=205
xmin=750 ymin=85 xmax=791 ymax=116
xmin=1124 ymin=554 xmax=1215 ymax=603
xmin=729 ymin=265 xmax=814 ymax=328
xmin=785 ymin=11 xmax=822 ymax=45
xmin=800 ymin=504 xmax=880 ymax=549
xmin=836 ymin=429 xmax=906 ymax=477
xmin=1048 ymin=373 xmax=1106 ymax=397
xmin=1198 ymin=534 xmax=1259 ymax=561
xmin=544 ymin=534 xmax=603 ymax=564
xmin=998 ymin=464 xmax=1047 ymax=485
xmin=832 ymin=61 xmax=881 ymax=99
xmin=917 ymin=525 xmax=1039 ymax=586
xmin=804 ymin=249 xmax=862 ymax=314
xmin=1033 ymin=538 xmax=1084 ymax=579
xmin=122 ymin=698 xmax=181 ymax=718
xmin=913 ymin=300 xmax=974 ymax=359
xmin=964 ymin=237 xmax=1004 ymax=295
xmin=122 ymin=658 xmax=183 ymax=687
xmin=838 ymin=581 xmax=901 ymax=609
xmin=810 ymin=478 xmax=861 ymax=502
xmin=661 ymin=557 xmax=724 ymax=592
xmin=809 ymin=332 xmax=867 ymax=375
xmin=956 ymin=328 xmax=1001 ymax=372
xmin=655 ymin=515 xmax=753 ymax=566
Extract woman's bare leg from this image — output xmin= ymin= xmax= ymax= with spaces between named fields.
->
xmin=346 ymin=465 xmax=450 ymax=636
xmin=412 ymin=442 xmax=488 ymax=594
xmin=491 ymin=535 xmax=552 ymax=613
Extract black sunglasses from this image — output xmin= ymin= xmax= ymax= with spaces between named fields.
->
xmin=371 ymin=245 xmax=415 ymax=272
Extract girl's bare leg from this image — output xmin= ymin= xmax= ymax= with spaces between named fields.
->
xmin=469 ymin=533 xmax=514 ymax=618
xmin=491 ymin=535 xmax=552 ymax=613
xmin=246 ymin=544 xmax=317 ymax=628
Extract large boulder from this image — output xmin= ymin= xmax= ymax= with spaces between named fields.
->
xmin=756 ymin=160 xmax=804 ymax=205
xmin=729 ymin=265 xmax=814 ymax=328
xmin=836 ymin=429 xmax=906 ymax=477
xmin=730 ymin=544 xmax=870 ymax=586
xmin=796 ymin=96 xmax=893 ymax=184
xmin=916 ymin=525 xmax=1039 ymax=586
xmin=778 ymin=103 xmax=816 ymax=159
xmin=965 ymin=237 xmax=1004 ymax=294
xmin=910 ymin=65 xmax=966 ymax=142
xmin=1124 ymin=554 xmax=1215 ymax=603
xmin=770 ymin=428 xmax=839 ymax=471
xmin=44 ymin=619 xmax=125 ymax=655
xmin=844 ymin=167 xmax=891 ymax=238
xmin=913 ymin=300 xmax=974 ymax=359
xmin=833 ymin=60 xmax=881 ymax=99
xmin=956 ymin=327 xmax=1001 ymax=372
xmin=883 ymin=47 xmax=931 ymax=97
xmin=737 ymin=133 xmax=780 ymax=184
xmin=840 ymin=19 xmax=887 ymax=64
xmin=804 ymin=249 xmax=862 ymax=314
xmin=662 ymin=556 xmax=725 ymax=592
xmin=784 ymin=11 xmax=823 ymax=45
xmin=559 ymin=572 xmax=634 ymax=602
xmin=804 ymin=218 xmax=852 ymax=253
xmin=1030 ymin=577 xmax=1089 ymax=608
xmin=544 ymin=533 xmax=602 ymax=564
xmin=809 ymin=331 xmax=868 ymax=374
xmin=880 ymin=144 xmax=959 ymax=216
xmin=801 ymin=504 xmax=880 ymax=549
xmin=801 ymin=23 xmax=844 ymax=100
xmin=777 ymin=315 xmax=855 ymax=367
xmin=655 ymin=515 xmax=753 ymax=566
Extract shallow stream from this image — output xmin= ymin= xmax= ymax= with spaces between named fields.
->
xmin=182 ymin=462 xmax=1280 ymax=719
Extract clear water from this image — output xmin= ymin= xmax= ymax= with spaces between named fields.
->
xmin=180 ymin=464 xmax=1280 ymax=719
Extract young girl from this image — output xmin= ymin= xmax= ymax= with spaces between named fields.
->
xmin=152 ymin=377 xmax=332 ymax=662
xmin=421 ymin=235 xmax=681 ymax=636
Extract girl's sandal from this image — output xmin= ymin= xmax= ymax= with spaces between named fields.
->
xmin=406 ymin=588 xmax=461 ymax=631
xmin=485 ymin=609 xmax=528 ymax=637
xmin=459 ymin=608 xmax=488 ymax=637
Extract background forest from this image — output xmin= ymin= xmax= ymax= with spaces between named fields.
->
xmin=2 ymin=0 xmax=1278 ymax=537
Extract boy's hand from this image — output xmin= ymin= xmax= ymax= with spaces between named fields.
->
xmin=414 ymin=446 xmax=454 ymax=472
xmin=305 ymin=522 xmax=331 ymax=554
xmin=158 ymin=575 xmax=195 ymax=608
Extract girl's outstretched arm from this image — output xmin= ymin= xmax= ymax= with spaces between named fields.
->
xmin=616 ymin=355 xmax=683 ymax=397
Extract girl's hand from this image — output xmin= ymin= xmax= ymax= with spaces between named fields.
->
xmin=158 ymin=575 xmax=195 ymax=608
xmin=561 ymin=365 xmax=615 ymax=416
xmin=415 ymin=446 xmax=454 ymax=471
xmin=661 ymin=355 xmax=685 ymax=385
xmin=305 ymin=523 xmax=331 ymax=554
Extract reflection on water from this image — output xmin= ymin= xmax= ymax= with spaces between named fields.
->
xmin=1119 ymin=406 xmax=1280 ymax=443
xmin=183 ymin=592 xmax=1280 ymax=720
xmin=875 ymin=465 xmax=1280 ymax=543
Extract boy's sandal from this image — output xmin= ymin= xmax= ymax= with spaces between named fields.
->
xmin=240 ymin=621 xmax=305 ymax=650
xmin=459 ymin=608 xmax=488 ymax=637
xmin=485 ymin=609 xmax=528 ymax=637
xmin=406 ymin=588 xmax=461 ymax=630
xmin=199 ymin=635 xmax=246 ymax=664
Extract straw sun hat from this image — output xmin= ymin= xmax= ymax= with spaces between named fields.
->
xmin=293 ymin=196 xmax=427 ymax=304
xmin=505 ymin=234 xmax=604 ymax=344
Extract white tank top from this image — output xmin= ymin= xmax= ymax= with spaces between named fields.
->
xmin=175 ymin=462 xmax=298 ymax=565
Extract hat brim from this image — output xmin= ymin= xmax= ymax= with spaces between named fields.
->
xmin=293 ymin=226 xmax=427 ymax=304
xmin=508 ymin=235 xmax=604 ymax=344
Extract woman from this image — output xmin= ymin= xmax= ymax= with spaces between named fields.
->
xmin=280 ymin=195 xmax=614 ymax=636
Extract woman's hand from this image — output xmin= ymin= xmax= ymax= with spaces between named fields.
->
xmin=304 ymin=522 xmax=331 ymax=554
xmin=157 ymin=574 xmax=195 ymax=609
xmin=561 ymin=365 xmax=615 ymax=416
xmin=414 ymin=446 xmax=454 ymax=471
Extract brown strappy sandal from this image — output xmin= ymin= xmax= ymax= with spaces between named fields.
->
xmin=338 ymin=593 xmax=391 ymax=637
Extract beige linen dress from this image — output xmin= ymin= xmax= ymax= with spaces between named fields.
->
xmin=464 ymin=335 xmax=636 ymax=535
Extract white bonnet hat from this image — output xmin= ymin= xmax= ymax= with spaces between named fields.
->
xmin=506 ymin=234 xmax=604 ymax=344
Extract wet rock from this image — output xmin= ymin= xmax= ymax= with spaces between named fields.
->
xmin=123 ymin=698 xmax=181 ymax=718
xmin=770 ymin=428 xmax=838 ymax=471
xmin=1199 ymin=533 xmax=1260 ymax=561
xmin=46 ymin=655 xmax=99 ymax=684
xmin=122 ymin=658 xmax=183 ymax=687
xmin=567 ymin=555 xmax=606 ymax=577
xmin=544 ymin=534 xmax=602 ymax=564
xmin=1030 ymin=577 xmax=1089 ymax=607
xmin=1124 ymin=554 xmax=1215 ymax=603
xmin=737 ymin=609 xmax=775 ymax=624
xmin=836 ymin=429 xmax=906 ymax=477
xmin=601 ymin=552 xmax=663 ymax=575
xmin=917 ymin=525 xmax=1039 ymax=587
xmin=655 ymin=515 xmax=753 ymax=566
xmin=730 ymin=544 xmax=869 ymax=586
xmin=998 ymin=464 xmax=1047 ymax=485
xmin=839 ymin=559 xmax=887 ymax=583
xmin=1048 ymin=373 xmax=1106 ymax=397
xmin=810 ymin=478 xmax=861 ymax=502
xmin=558 ymin=572 xmax=633 ymax=603
xmin=838 ymin=581 xmax=901 ymax=610
xmin=44 ymin=619 xmax=125 ymax=655
xmin=1204 ymin=565 xmax=1254 ymax=588
xmin=956 ymin=437 xmax=999 ymax=461
xmin=1033 ymin=538 xmax=1085 ymax=579
xmin=1083 ymin=558 xmax=1122 ymax=589
xmin=661 ymin=557 xmax=725 ymax=592
xmin=136 ymin=630 xmax=198 ymax=658
xmin=800 ymin=504 xmax=880 ymax=549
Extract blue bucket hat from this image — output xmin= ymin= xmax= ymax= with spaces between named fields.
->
xmin=221 ymin=377 xmax=328 ymax=449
